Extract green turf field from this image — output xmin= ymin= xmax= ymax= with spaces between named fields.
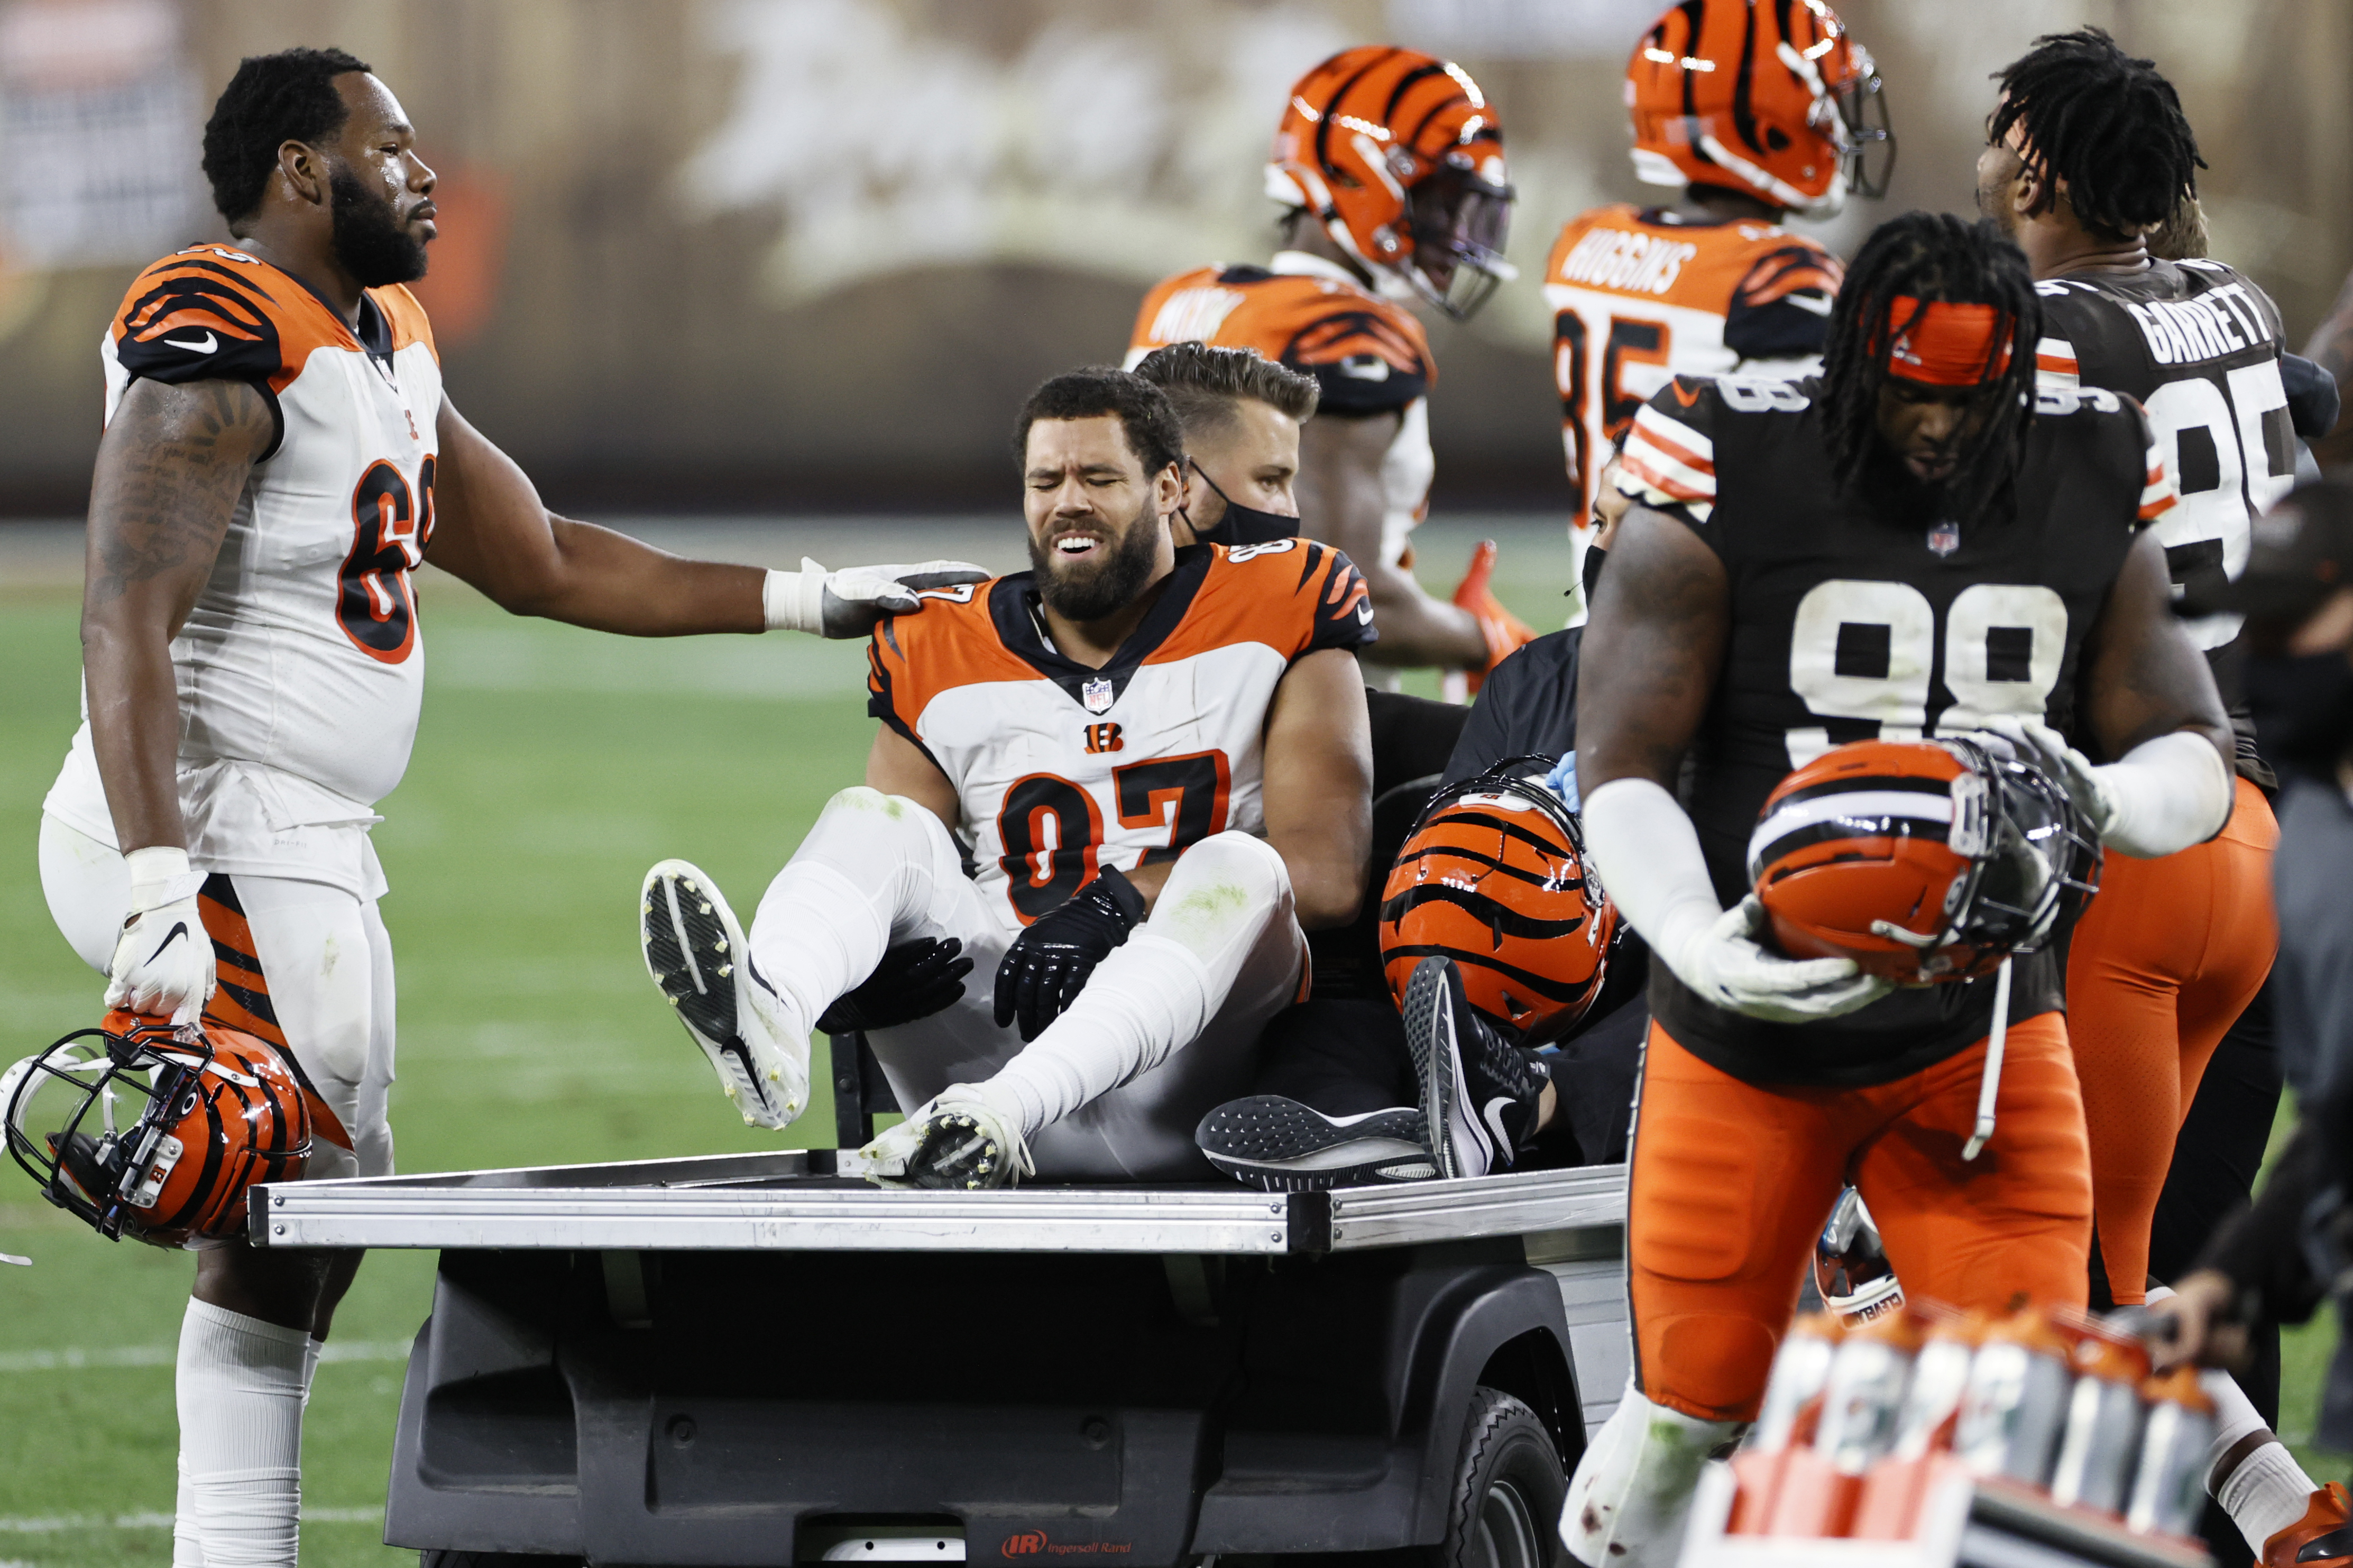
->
xmin=0 ymin=519 xmax=2340 ymax=1566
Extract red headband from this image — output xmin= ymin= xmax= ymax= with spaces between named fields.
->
xmin=1881 ymin=296 xmax=2014 ymax=386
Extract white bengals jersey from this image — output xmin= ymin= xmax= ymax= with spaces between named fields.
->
xmin=44 ymin=244 xmax=442 ymax=893
xmin=867 ymin=540 xmax=1375 ymax=931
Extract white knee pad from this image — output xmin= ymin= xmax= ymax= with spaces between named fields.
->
xmin=1561 ymin=1385 xmax=1741 ymax=1568
xmin=1145 ymin=831 xmax=1292 ymax=965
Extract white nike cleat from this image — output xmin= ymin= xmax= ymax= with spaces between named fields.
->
xmin=853 ymin=1089 xmax=1034 ymax=1191
xmin=640 ymin=859 xmax=808 ymax=1130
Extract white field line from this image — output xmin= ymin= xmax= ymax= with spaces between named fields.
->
xmin=0 ymin=1340 xmax=408 ymax=1373
xmin=0 ymin=1508 xmax=380 ymax=1532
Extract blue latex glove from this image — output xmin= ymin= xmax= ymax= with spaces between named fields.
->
xmin=1543 ymin=752 xmax=1581 ymax=815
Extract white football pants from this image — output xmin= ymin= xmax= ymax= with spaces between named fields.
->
xmin=40 ymin=814 xmax=397 ymax=1184
xmin=748 ymin=787 xmax=1304 ymax=1179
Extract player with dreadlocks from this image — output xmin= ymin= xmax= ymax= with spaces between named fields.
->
xmin=1547 ymin=209 xmax=2235 ymax=1565
xmin=1979 ymin=30 xmax=2350 ymax=1568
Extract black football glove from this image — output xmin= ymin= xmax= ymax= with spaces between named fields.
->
xmin=992 ymin=867 xmax=1147 ymax=1043
xmin=816 ymin=937 xmax=973 ymax=1034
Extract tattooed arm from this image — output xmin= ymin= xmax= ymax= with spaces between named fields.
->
xmin=81 ymin=377 xmax=274 ymax=853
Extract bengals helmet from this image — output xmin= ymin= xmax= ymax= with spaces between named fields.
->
xmin=3 ymin=1012 xmax=310 ymax=1247
xmin=1379 ymin=763 xmax=1617 ymax=1041
xmin=1749 ymin=736 xmax=2099 ymax=984
xmin=1268 ymin=46 xmax=1515 ymax=321
xmin=1626 ymin=0 xmax=1893 ymax=218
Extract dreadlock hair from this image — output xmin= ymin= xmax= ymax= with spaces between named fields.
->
xmin=1989 ymin=29 xmax=2204 ymax=242
xmin=1820 ymin=211 xmax=2041 ymax=529
xmin=201 ymin=47 xmax=374 ymax=225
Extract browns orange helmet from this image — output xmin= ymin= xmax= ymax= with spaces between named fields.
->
xmin=3 ymin=1011 xmax=311 ymax=1247
xmin=1379 ymin=763 xmax=1617 ymax=1040
xmin=1626 ymin=0 xmax=1892 ymax=217
xmin=1748 ymin=737 xmax=2099 ymax=984
xmin=1267 ymin=46 xmax=1515 ymax=320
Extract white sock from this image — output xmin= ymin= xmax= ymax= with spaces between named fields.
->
xmin=748 ymin=788 xmax=963 ymax=1038
xmin=2212 ymin=1429 xmax=2319 ymax=1553
xmin=300 ymin=1336 xmax=323 ymax=1409
xmin=176 ymin=1298 xmax=311 ymax=1568
xmin=979 ymin=834 xmax=1292 ymax=1137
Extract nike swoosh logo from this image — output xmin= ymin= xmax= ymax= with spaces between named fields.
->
xmin=143 ymin=921 xmax=191 ymax=967
xmin=164 ymin=332 xmax=218 ymax=354
xmin=1481 ymin=1096 xmax=1515 ymax=1155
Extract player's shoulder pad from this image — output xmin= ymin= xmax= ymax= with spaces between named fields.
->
xmin=2032 ymin=385 xmax=2175 ymax=528
xmin=1272 ymin=283 xmax=1434 ymax=415
xmin=370 ymin=283 xmax=438 ymax=361
xmin=111 ymin=245 xmax=324 ymax=392
xmin=865 ymin=578 xmax=1025 ymax=735
xmin=1196 ymin=536 xmax=1377 ymax=658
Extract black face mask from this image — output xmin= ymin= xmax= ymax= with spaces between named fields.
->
xmin=1580 ymin=542 xmax=1609 ymax=608
xmin=1188 ymin=459 xmax=1299 ymax=547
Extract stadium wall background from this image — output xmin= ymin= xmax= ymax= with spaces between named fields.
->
xmin=0 ymin=0 xmax=2345 ymax=518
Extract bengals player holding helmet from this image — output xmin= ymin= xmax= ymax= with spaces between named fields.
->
xmin=1546 ymin=0 xmax=1891 ymax=622
xmin=1126 ymin=46 xmax=1534 ymax=688
xmin=1980 ymin=31 xmax=2349 ymax=1567
xmin=1555 ymin=212 xmax=2235 ymax=1566
xmin=34 ymin=48 xmax=977 ymax=1568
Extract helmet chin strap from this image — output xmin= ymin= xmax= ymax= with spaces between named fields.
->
xmin=1961 ymin=954 xmax=2014 ymax=1161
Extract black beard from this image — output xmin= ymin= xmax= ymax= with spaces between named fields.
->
xmin=1030 ymin=505 xmax=1163 ymax=622
xmin=329 ymin=166 xmax=429 ymax=287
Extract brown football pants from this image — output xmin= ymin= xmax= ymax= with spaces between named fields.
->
xmin=1629 ymin=1015 xmax=2092 ymax=1423
xmin=2065 ymin=774 xmax=2278 ymax=1305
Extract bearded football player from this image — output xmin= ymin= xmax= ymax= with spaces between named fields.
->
xmin=1548 ymin=211 xmax=2235 ymax=1566
xmin=1545 ymin=0 xmax=1889 ymax=622
xmin=1981 ymin=30 xmax=2349 ymax=1566
xmin=640 ymin=369 xmax=1376 ymax=1187
xmin=1125 ymin=46 xmax=1533 ymax=690
xmin=32 ymin=48 xmax=983 ymax=1568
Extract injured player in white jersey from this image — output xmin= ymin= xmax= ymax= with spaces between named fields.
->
xmin=642 ymin=367 xmax=1378 ymax=1185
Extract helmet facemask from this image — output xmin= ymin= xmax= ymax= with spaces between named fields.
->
xmin=1403 ymin=157 xmax=1516 ymax=321
xmin=1823 ymin=49 xmax=1896 ymax=203
xmin=1913 ymin=737 xmax=2102 ymax=977
xmin=4 ymin=1025 xmax=204 ymax=1241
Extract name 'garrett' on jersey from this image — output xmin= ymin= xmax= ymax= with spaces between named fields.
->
xmin=868 ymin=539 xmax=1374 ymax=930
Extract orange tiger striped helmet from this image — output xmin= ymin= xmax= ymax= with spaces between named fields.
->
xmin=1268 ymin=46 xmax=1515 ymax=320
xmin=3 ymin=1011 xmax=310 ymax=1247
xmin=1626 ymin=0 xmax=1892 ymax=218
xmin=1380 ymin=765 xmax=1617 ymax=1041
xmin=1749 ymin=737 xmax=2099 ymax=984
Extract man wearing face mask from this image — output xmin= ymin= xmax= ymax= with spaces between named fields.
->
xmin=1129 ymin=342 xmax=1318 ymax=550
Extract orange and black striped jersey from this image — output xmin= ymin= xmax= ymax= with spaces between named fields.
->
xmin=45 ymin=244 xmax=442 ymax=899
xmin=869 ymin=539 xmax=1374 ymax=930
xmin=1125 ymin=251 xmax=1436 ymax=566
xmin=1543 ymin=204 xmax=1843 ymax=518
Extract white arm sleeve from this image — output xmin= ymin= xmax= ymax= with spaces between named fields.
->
xmin=1580 ymin=776 xmax=1724 ymax=982
xmin=2097 ymin=730 xmax=2235 ymax=858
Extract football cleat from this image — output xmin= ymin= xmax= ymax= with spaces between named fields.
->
xmin=640 ymin=859 xmax=807 ymax=1130
xmin=1450 ymin=539 xmax=1538 ymax=693
xmin=1814 ymin=1187 xmax=1906 ymax=1324
xmin=1404 ymin=956 xmax=1550 ymax=1180
xmin=854 ymin=1090 xmax=1034 ymax=1191
xmin=1195 ymin=1096 xmax=1435 ymax=1191
xmin=2267 ymin=1483 xmax=2353 ymax=1567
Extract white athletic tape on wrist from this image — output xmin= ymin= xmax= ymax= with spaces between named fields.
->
xmin=760 ymin=559 xmax=832 ymax=634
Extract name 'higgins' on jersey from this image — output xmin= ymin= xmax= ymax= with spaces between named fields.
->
xmin=867 ymin=539 xmax=1374 ymax=932
xmin=1615 ymin=371 xmax=2174 ymax=1086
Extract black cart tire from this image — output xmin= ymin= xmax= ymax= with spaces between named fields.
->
xmin=1440 ymin=1387 xmax=1566 ymax=1568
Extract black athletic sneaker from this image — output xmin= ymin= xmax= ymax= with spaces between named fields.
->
xmin=1403 ymin=956 xmax=1550 ymax=1179
xmin=1195 ymin=1096 xmax=1435 ymax=1191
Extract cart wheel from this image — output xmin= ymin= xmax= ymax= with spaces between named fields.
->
xmin=419 ymin=1554 xmax=583 ymax=1567
xmin=1440 ymin=1387 xmax=1565 ymax=1568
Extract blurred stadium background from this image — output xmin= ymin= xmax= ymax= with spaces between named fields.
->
xmin=0 ymin=1 xmax=2348 ymax=1563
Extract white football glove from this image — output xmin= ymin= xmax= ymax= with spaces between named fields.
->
xmin=763 ymin=557 xmax=990 ymax=639
xmin=1661 ymin=895 xmax=1894 ymax=1025
xmin=1973 ymin=715 xmax=2120 ymax=840
xmin=103 ymin=846 xmax=214 ymax=1026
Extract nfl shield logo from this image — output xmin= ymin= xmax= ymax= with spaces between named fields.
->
xmin=1082 ymin=677 xmax=1115 ymax=714
xmin=1927 ymin=521 xmax=1960 ymax=557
